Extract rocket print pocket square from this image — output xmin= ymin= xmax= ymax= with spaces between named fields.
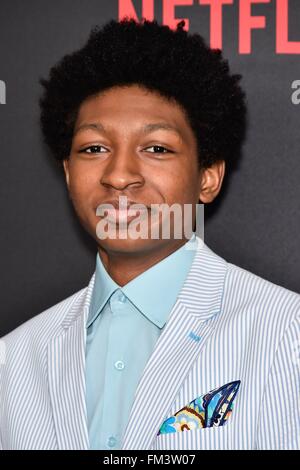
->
xmin=158 ymin=380 xmax=241 ymax=435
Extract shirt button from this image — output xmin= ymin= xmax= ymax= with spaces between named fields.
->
xmin=118 ymin=293 xmax=126 ymax=303
xmin=107 ymin=436 xmax=117 ymax=448
xmin=114 ymin=360 xmax=125 ymax=371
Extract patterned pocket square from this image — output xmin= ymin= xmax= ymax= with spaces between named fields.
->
xmin=158 ymin=380 xmax=241 ymax=435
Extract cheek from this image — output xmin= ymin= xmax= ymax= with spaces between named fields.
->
xmin=68 ymin=165 xmax=98 ymax=201
xmin=157 ymin=167 xmax=198 ymax=204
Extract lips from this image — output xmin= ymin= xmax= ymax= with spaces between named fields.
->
xmin=97 ymin=199 xmax=149 ymax=225
xmin=101 ymin=199 xmax=148 ymax=210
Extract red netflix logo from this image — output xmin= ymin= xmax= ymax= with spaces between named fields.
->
xmin=118 ymin=0 xmax=300 ymax=54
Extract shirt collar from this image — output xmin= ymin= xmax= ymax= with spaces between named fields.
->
xmin=87 ymin=254 xmax=119 ymax=328
xmin=87 ymin=232 xmax=198 ymax=329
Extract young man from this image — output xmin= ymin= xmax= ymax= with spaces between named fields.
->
xmin=0 ymin=18 xmax=299 ymax=450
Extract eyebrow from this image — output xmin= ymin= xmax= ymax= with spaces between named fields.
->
xmin=73 ymin=122 xmax=183 ymax=139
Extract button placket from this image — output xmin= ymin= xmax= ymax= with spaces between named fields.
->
xmin=110 ymin=289 xmax=127 ymax=314
xmin=100 ymin=289 xmax=129 ymax=449
xmin=118 ymin=293 xmax=126 ymax=303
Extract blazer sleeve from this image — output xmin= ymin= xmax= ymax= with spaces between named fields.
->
xmin=0 ymin=341 xmax=4 ymax=451
xmin=0 ymin=381 xmax=2 ymax=450
xmin=256 ymin=314 xmax=300 ymax=449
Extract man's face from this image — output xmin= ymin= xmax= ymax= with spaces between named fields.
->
xmin=63 ymin=84 xmax=223 ymax=255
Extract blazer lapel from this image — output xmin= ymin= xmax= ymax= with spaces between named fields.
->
xmin=122 ymin=237 xmax=228 ymax=450
xmin=47 ymin=272 xmax=95 ymax=450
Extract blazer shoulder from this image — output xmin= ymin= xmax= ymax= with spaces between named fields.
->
xmin=1 ymin=285 xmax=87 ymax=346
xmin=224 ymin=260 xmax=300 ymax=324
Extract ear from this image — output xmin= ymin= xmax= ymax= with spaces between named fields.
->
xmin=62 ymin=159 xmax=70 ymax=188
xmin=198 ymin=160 xmax=225 ymax=203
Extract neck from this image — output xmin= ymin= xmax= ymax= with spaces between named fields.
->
xmin=97 ymin=238 xmax=189 ymax=286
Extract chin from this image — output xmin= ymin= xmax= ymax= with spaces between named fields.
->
xmin=96 ymin=235 xmax=157 ymax=254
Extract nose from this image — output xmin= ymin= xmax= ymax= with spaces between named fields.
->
xmin=100 ymin=146 xmax=144 ymax=191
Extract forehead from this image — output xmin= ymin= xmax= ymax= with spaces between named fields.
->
xmin=74 ymin=84 xmax=195 ymax=143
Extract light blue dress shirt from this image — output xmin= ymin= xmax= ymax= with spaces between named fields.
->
xmin=85 ymin=233 xmax=198 ymax=450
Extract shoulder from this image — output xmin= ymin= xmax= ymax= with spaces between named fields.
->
xmin=0 ymin=281 xmax=93 ymax=409
xmin=0 ymin=286 xmax=87 ymax=351
xmin=222 ymin=260 xmax=300 ymax=343
xmin=225 ymin=260 xmax=300 ymax=311
xmin=200 ymin=241 xmax=300 ymax=324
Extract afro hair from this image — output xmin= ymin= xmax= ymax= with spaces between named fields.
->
xmin=39 ymin=17 xmax=247 ymax=171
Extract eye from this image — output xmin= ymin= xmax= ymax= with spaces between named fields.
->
xmin=79 ymin=145 xmax=107 ymax=154
xmin=143 ymin=145 xmax=172 ymax=154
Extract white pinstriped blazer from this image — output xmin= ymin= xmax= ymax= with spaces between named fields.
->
xmin=1 ymin=237 xmax=300 ymax=450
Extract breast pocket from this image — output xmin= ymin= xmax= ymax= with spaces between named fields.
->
xmin=152 ymin=424 xmax=232 ymax=450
